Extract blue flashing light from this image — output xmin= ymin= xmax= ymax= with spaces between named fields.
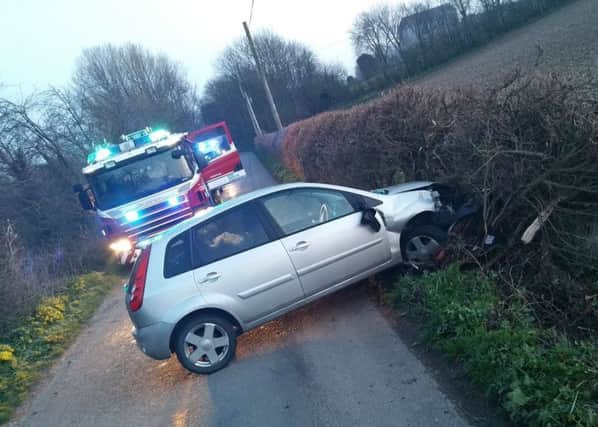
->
xmin=149 ymin=129 xmax=170 ymax=142
xmin=95 ymin=148 xmax=112 ymax=162
xmin=167 ymin=197 xmax=179 ymax=207
xmin=87 ymin=143 xmax=119 ymax=165
xmin=124 ymin=211 xmax=139 ymax=222
xmin=195 ymin=138 xmax=221 ymax=154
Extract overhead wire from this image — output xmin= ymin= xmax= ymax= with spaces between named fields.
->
xmin=249 ymin=0 xmax=255 ymax=26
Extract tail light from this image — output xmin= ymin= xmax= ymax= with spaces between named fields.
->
xmin=129 ymin=246 xmax=151 ymax=312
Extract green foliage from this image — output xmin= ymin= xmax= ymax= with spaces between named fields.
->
xmin=387 ymin=266 xmax=598 ymax=426
xmin=0 ymin=272 xmax=121 ymax=424
xmin=255 ymin=150 xmax=300 ymax=184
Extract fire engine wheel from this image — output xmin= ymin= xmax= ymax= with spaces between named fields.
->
xmin=210 ymin=189 xmax=223 ymax=205
xmin=174 ymin=314 xmax=237 ymax=374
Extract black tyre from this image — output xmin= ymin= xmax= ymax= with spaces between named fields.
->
xmin=174 ymin=314 xmax=236 ymax=374
xmin=210 ymin=188 xmax=223 ymax=205
xmin=401 ymin=224 xmax=448 ymax=264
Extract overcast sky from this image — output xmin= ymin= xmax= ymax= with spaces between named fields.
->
xmin=0 ymin=0 xmax=391 ymax=101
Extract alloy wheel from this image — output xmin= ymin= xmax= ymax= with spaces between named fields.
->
xmin=184 ymin=322 xmax=230 ymax=367
xmin=405 ymin=235 xmax=442 ymax=263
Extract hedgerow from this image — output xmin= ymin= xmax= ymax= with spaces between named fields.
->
xmin=257 ymin=73 xmax=598 ymax=335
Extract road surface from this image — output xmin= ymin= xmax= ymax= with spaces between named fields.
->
xmin=13 ymin=152 xmax=470 ymax=427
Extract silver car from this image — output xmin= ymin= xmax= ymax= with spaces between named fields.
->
xmin=126 ymin=181 xmax=452 ymax=374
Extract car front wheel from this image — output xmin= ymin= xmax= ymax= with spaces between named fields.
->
xmin=402 ymin=224 xmax=447 ymax=264
xmin=174 ymin=314 xmax=236 ymax=374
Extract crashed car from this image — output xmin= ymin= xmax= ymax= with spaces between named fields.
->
xmin=126 ymin=181 xmax=464 ymax=374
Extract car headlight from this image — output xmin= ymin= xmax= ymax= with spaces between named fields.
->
xmin=109 ymin=238 xmax=132 ymax=253
xmin=431 ymin=191 xmax=442 ymax=209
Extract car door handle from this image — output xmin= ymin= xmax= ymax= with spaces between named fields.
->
xmin=290 ymin=241 xmax=310 ymax=252
xmin=199 ymin=272 xmax=221 ymax=284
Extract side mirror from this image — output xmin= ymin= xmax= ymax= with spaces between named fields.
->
xmin=171 ymin=148 xmax=184 ymax=159
xmin=72 ymin=183 xmax=84 ymax=193
xmin=78 ymin=190 xmax=94 ymax=211
xmin=361 ymin=208 xmax=381 ymax=232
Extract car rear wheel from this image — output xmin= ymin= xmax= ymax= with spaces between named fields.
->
xmin=174 ymin=314 xmax=236 ymax=374
xmin=402 ymin=225 xmax=447 ymax=264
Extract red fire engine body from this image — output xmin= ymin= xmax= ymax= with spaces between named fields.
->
xmin=75 ymin=122 xmax=245 ymax=262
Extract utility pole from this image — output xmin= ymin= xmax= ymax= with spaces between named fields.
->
xmin=238 ymin=80 xmax=262 ymax=137
xmin=242 ymin=21 xmax=283 ymax=131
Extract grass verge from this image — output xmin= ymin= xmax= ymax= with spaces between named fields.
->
xmin=382 ymin=265 xmax=598 ymax=426
xmin=254 ymin=149 xmax=300 ymax=183
xmin=0 ymin=272 xmax=122 ymax=424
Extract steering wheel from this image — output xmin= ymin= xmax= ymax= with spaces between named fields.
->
xmin=319 ymin=203 xmax=329 ymax=223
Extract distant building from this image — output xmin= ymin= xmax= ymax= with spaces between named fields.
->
xmin=399 ymin=3 xmax=459 ymax=50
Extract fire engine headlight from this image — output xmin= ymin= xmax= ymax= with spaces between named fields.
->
xmin=124 ymin=211 xmax=139 ymax=222
xmin=168 ymin=197 xmax=179 ymax=207
xmin=109 ymin=239 xmax=132 ymax=253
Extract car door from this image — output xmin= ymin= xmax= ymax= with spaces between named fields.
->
xmin=190 ymin=203 xmax=304 ymax=324
xmin=259 ymin=188 xmax=392 ymax=297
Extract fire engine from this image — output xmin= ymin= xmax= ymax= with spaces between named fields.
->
xmin=73 ymin=122 xmax=246 ymax=263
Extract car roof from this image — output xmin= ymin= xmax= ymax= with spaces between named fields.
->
xmin=151 ymin=181 xmax=376 ymax=244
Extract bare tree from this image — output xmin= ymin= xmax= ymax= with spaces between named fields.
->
xmin=350 ymin=6 xmax=393 ymax=70
xmin=479 ymin=0 xmax=506 ymax=29
xmin=0 ymin=93 xmax=83 ymax=183
xmin=351 ymin=4 xmax=419 ymax=78
xmin=72 ymin=43 xmax=201 ymax=141
xmin=203 ymin=31 xmax=349 ymax=145
xmin=450 ymin=0 xmax=472 ymax=20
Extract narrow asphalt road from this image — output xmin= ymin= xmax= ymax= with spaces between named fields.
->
xmin=13 ymin=152 xmax=470 ymax=427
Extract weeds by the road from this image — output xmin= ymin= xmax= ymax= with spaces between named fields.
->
xmin=0 ymin=272 xmax=122 ymax=424
xmin=255 ymin=150 xmax=300 ymax=184
xmin=384 ymin=266 xmax=598 ymax=426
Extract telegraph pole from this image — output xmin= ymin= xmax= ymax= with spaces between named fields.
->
xmin=238 ymin=80 xmax=262 ymax=137
xmin=242 ymin=21 xmax=283 ymax=131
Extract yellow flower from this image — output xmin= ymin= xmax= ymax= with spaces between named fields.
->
xmin=74 ymin=278 xmax=87 ymax=292
xmin=44 ymin=333 xmax=65 ymax=344
xmin=36 ymin=295 xmax=68 ymax=324
xmin=0 ymin=350 xmax=15 ymax=363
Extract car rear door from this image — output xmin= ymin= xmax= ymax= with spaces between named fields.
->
xmin=189 ymin=203 xmax=304 ymax=324
xmin=258 ymin=188 xmax=392 ymax=297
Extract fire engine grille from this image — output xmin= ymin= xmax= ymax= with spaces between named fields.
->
xmin=120 ymin=198 xmax=193 ymax=240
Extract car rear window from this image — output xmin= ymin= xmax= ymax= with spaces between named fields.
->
xmin=191 ymin=204 xmax=270 ymax=266
xmin=164 ymin=231 xmax=192 ymax=278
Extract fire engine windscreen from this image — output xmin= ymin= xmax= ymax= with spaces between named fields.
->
xmin=87 ymin=147 xmax=194 ymax=210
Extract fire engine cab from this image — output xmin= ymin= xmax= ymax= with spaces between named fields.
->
xmin=74 ymin=122 xmax=245 ymax=263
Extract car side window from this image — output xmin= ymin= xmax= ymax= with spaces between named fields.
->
xmin=164 ymin=231 xmax=191 ymax=278
xmin=261 ymin=189 xmax=356 ymax=236
xmin=191 ymin=205 xmax=270 ymax=266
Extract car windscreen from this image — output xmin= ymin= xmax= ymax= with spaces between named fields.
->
xmin=87 ymin=148 xmax=194 ymax=210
